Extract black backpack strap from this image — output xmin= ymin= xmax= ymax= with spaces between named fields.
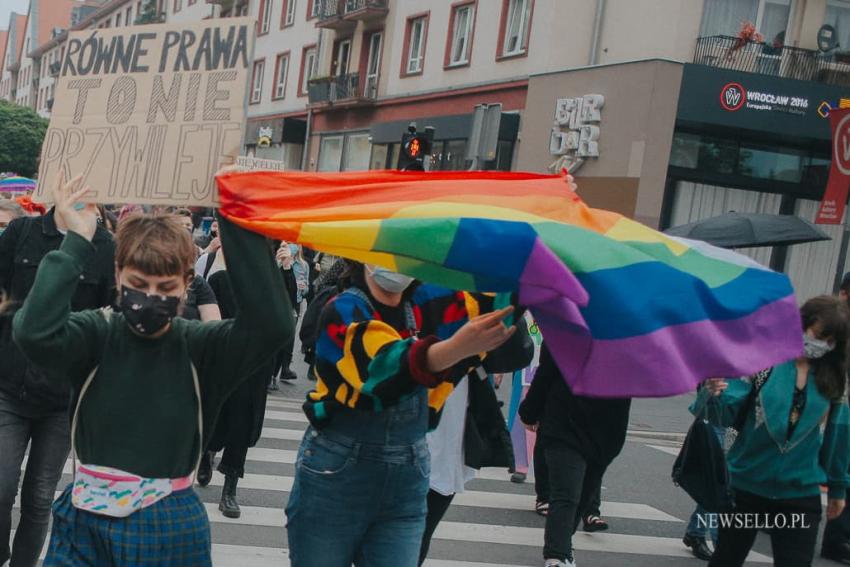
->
xmin=201 ymin=250 xmax=217 ymax=280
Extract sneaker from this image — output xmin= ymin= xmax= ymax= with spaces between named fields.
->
xmin=280 ymin=368 xmax=297 ymax=381
xmin=510 ymin=471 xmax=527 ymax=483
xmin=544 ymin=558 xmax=576 ymax=567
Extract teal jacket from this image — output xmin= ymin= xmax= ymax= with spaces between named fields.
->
xmin=693 ymin=361 xmax=850 ymax=500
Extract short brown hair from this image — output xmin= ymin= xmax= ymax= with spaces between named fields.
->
xmin=115 ymin=214 xmax=196 ymax=277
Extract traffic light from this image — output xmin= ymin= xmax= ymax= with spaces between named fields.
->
xmin=397 ymin=124 xmax=433 ymax=171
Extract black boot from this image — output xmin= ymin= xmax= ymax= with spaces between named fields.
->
xmin=197 ymin=451 xmax=214 ymax=487
xmin=683 ymin=534 xmax=713 ymax=561
xmin=219 ymin=475 xmax=241 ymax=519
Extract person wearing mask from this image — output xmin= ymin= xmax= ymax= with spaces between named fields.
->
xmin=11 ymin=174 xmax=293 ymax=565
xmin=698 ymin=295 xmax=850 ymax=567
xmin=285 ymin=261 xmax=516 ymax=567
xmin=519 ymin=344 xmax=632 ymax=567
xmin=0 ymin=195 xmax=115 ymax=567
xmin=272 ymin=242 xmax=310 ymax=386
xmin=823 ymin=273 xmax=850 ymax=564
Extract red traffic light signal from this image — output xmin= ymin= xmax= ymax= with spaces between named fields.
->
xmin=405 ymin=137 xmax=422 ymax=159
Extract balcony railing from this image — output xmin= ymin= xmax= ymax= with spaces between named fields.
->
xmin=694 ymin=35 xmax=850 ymax=87
xmin=308 ymin=73 xmax=376 ymax=105
xmin=317 ymin=0 xmax=386 ymax=28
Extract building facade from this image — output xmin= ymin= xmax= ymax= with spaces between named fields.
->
xmin=4 ymin=0 xmax=850 ymax=299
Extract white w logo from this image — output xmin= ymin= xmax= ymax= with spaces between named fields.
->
xmin=725 ymin=88 xmax=741 ymax=106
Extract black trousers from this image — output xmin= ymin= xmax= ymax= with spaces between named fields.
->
xmin=708 ymin=490 xmax=822 ymax=567
xmin=543 ymin=441 xmax=605 ymax=562
xmin=823 ymin=497 xmax=850 ymax=550
xmin=534 ymin=436 xmax=602 ymax=518
xmin=418 ymin=490 xmax=455 ymax=565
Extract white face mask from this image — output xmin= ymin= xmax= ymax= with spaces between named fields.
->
xmin=366 ymin=265 xmax=415 ymax=294
xmin=803 ymin=333 xmax=834 ymax=360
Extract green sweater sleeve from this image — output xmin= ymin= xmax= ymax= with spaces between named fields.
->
xmin=12 ymin=231 xmax=106 ymax=381
xmin=821 ymin=400 xmax=850 ymax=500
xmin=691 ymin=378 xmax=752 ymax=428
xmin=189 ymin=216 xmax=293 ymax=403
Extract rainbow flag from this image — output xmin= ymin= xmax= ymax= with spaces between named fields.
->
xmin=217 ymin=170 xmax=802 ymax=398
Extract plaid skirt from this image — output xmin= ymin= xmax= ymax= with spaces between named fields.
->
xmin=44 ymin=483 xmax=212 ymax=566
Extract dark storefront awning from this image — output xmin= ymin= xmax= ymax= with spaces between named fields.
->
xmin=369 ymin=112 xmax=520 ymax=144
xmin=244 ymin=117 xmax=307 ymax=146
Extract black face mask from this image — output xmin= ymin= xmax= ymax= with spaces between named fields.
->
xmin=119 ymin=286 xmax=180 ymax=336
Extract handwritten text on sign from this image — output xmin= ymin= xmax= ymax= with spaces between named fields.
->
xmin=36 ymin=19 xmax=255 ymax=207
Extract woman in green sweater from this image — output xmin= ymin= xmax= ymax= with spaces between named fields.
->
xmin=697 ymin=295 xmax=850 ymax=567
xmin=12 ymin=175 xmax=293 ymax=566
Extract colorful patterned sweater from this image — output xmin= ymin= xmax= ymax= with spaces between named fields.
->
xmin=304 ymin=284 xmax=508 ymax=430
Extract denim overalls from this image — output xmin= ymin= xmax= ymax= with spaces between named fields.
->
xmin=286 ymin=385 xmax=431 ymax=567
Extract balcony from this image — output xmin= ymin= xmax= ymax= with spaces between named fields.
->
xmin=316 ymin=0 xmax=387 ymax=29
xmin=342 ymin=0 xmax=388 ymax=22
xmin=49 ymin=62 xmax=61 ymax=77
xmin=694 ymin=35 xmax=850 ymax=87
xmin=307 ymin=73 xmax=376 ymax=107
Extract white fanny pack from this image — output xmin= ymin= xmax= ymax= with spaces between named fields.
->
xmin=70 ymin=317 xmax=203 ymax=518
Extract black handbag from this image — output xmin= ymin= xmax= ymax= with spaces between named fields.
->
xmin=672 ymin=406 xmax=734 ymax=513
xmin=464 ymin=372 xmax=515 ymax=470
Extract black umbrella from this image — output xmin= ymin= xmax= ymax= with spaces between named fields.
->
xmin=664 ymin=212 xmax=831 ymax=249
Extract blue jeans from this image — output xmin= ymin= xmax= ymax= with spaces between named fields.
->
xmin=286 ymin=389 xmax=431 ymax=567
xmin=0 ymin=393 xmax=70 ymax=567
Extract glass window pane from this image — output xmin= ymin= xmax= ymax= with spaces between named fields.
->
xmin=736 ymin=144 xmax=803 ymax=182
xmin=785 ymin=199 xmax=850 ymax=301
xmin=342 ymin=134 xmax=371 ymax=171
xmin=370 ymin=143 xmax=389 ymax=169
xmin=699 ymin=0 xmax=758 ymax=36
xmin=760 ymin=0 xmax=791 ymax=44
xmin=318 ymin=136 xmax=344 ymax=172
xmin=825 ymin=0 xmax=850 ymax=53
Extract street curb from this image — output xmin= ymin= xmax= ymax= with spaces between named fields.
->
xmin=626 ymin=429 xmax=686 ymax=442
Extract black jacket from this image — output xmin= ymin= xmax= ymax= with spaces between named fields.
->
xmin=0 ymin=210 xmax=115 ymax=409
xmin=519 ymin=344 xmax=631 ymax=467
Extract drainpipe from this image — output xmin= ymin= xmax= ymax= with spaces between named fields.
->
xmin=588 ymin=0 xmax=606 ymax=66
xmin=300 ymin=108 xmax=313 ymax=171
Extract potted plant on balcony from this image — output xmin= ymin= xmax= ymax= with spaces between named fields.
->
xmin=727 ymin=21 xmax=763 ymax=59
xmin=307 ymin=76 xmax=332 ymax=102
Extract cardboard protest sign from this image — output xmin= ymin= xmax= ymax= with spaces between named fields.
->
xmin=35 ymin=18 xmax=255 ymax=207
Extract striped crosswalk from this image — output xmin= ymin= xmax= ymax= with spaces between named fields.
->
xmin=13 ymin=396 xmax=773 ymax=566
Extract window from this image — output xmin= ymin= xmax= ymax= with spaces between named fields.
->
xmin=403 ymin=15 xmax=428 ymax=76
xmin=308 ymin=0 xmax=320 ymax=18
xmin=173 ymin=0 xmax=182 ymax=12
xmin=700 ymin=0 xmax=791 ymax=43
xmin=334 ymin=39 xmax=352 ymax=76
xmin=282 ymin=0 xmax=296 ymax=26
xmin=136 ymin=1 xmax=142 ymax=21
xmin=272 ymin=52 xmax=289 ymax=99
xmin=342 ymin=133 xmax=371 ymax=171
xmin=318 ymin=135 xmax=344 ymax=171
xmin=447 ymin=3 xmax=475 ymax=66
xmin=298 ymin=45 xmax=317 ymax=96
xmin=364 ymin=31 xmax=382 ymax=97
xmin=126 ymin=6 xmax=133 ymax=24
xmin=825 ymin=1 xmax=850 ymax=54
xmin=500 ymin=0 xmax=532 ymax=57
xmin=250 ymin=59 xmax=265 ymax=104
xmin=116 ymin=11 xmax=122 ymax=26
xmin=258 ymin=0 xmax=272 ymax=34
